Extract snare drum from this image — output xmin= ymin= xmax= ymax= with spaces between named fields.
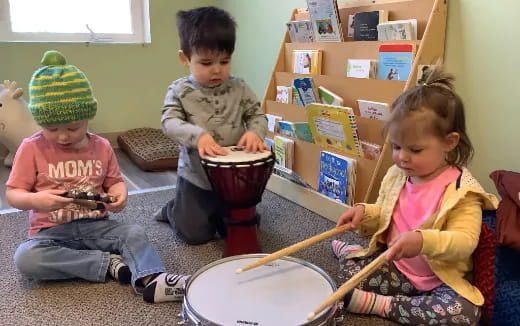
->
xmin=182 ymin=254 xmax=338 ymax=326
xmin=201 ymin=147 xmax=275 ymax=256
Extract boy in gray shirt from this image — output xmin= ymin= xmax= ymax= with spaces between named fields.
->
xmin=156 ymin=6 xmax=268 ymax=244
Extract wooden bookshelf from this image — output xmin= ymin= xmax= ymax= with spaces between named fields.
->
xmin=261 ymin=0 xmax=447 ymax=221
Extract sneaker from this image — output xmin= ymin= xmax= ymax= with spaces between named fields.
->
xmin=331 ymin=240 xmax=363 ymax=259
xmin=108 ymin=254 xmax=132 ymax=284
xmin=143 ymin=272 xmax=190 ymax=303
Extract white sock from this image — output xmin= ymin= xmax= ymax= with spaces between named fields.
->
xmin=143 ymin=273 xmax=190 ymax=303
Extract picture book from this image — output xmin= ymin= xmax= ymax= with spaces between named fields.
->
xmin=306 ymin=103 xmax=362 ymax=157
xmin=292 ymin=85 xmax=302 ymax=106
xmin=317 ymin=151 xmax=357 ymax=205
xmin=292 ymin=49 xmax=322 ymax=75
xmin=274 ymin=135 xmax=294 ymax=170
xmin=266 ymin=113 xmax=282 ymax=133
xmin=293 ymin=77 xmax=319 ymax=106
xmin=377 ymin=19 xmax=417 ymax=41
xmin=360 ymin=140 xmax=382 ymax=161
xmin=275 ymin=86 xmax=291 ymax=104
xmin=278 ymin=120 xmax=296 ymax=138
xmin=264 ymin=137 xmax=274 ymax=151
xmin=306 ymin=0 xmax=344 ymax=42
xmin=293 ymin=122 xmax=315 ymax=143
xmin=353 ymin=10 xmax=388 ymax=41
xmin=346 ymin=59 xmax=377 ymax=79
xmin=357 ymin=99 xmax=390 ymax=121
xmin=273 ymin=165 xmax=315 ymax=190
xmin=347 ymin=14 xmax=354 ymax=37
xmin=318 ymin=86 xmax=344 ymax=106
xmin=286 ymin=20 xmax=315 ymax=43
xmin=377 ymin=44 xmax=415 ymax=81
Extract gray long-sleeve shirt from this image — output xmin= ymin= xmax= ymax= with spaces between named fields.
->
xmin=161 ymin=75 xmax=268 ymax=190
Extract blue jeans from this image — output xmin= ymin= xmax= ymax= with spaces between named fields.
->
xmin=14 ymin=218 xmax=165 ymax=293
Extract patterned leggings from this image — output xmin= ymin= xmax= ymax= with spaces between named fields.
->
xmin=339 ymin=252 xmax=481 ymax=325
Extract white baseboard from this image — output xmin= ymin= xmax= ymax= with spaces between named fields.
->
xmin=266 ymin=174 xmax=349 ymax=223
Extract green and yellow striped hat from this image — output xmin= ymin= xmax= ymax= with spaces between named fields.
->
xmin=29 ymin=50 xmax=97 ymax=126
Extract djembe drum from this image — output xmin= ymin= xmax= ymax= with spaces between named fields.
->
xmin=201 ymin=146 xmax=274 ymax=257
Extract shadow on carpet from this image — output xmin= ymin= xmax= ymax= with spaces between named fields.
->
xmin=0 ymin=189 xmax=397 ymax=326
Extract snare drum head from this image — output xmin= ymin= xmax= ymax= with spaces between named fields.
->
xmin=202 ymin=146 xmax=272 ymax=164
xmin=184 ymin=255 xmax=336 ymax=326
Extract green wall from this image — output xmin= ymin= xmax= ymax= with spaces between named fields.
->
xmin=220 ymin=0 xmax=520 ymax=194
xmin=1 ymin=0 xmax=518 ymax=193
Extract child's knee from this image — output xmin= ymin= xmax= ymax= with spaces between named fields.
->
xmin=14 ymin=241 xmax=45 ymax=278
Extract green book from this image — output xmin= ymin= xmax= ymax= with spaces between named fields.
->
xmin=293 ymin=122 xmax=315 ymax=143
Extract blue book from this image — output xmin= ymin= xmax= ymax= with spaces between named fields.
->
xmin=293 ymin=77 xmax=318 ymax=106
xmin=264 ymin=137 xmax=274 ymax=151
xmin=277 ymin=120 xmax=296 ymax=138
xmin=293 ymin=122 xmax=314 ymax=143
xmin=376 ymin=44 xmax=415 ymax=81
xmin=317 ymin=151 xmax=351 ymax=204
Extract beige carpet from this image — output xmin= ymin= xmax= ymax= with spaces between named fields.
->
xmin=0 ymin=189 xmax=397 ymax=326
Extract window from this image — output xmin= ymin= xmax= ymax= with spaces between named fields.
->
xmin=0 ymin=0 xmax=150 ymax=43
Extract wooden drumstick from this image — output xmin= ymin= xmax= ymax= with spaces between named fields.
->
xmin=307 ymin=250 xmax=388 ymax=321
xmin=236 ymin=223 xmax=353 ymax=274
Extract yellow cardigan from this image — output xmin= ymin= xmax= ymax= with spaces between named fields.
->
xmin=351 ymin=165 xmax=498 ymax=305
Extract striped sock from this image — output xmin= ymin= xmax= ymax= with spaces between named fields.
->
xmin=344 ymin=289 xmax=391 ymax=317
xmin=331 ymin=240 xmax=363 ymax=259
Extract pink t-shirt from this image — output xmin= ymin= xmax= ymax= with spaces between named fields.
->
xmin=6 ymin=132 xmax=123 ymax=237
xmin=387 ymin=166 xmax=461 ymax=291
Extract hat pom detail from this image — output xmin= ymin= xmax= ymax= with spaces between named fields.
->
xmin=41 ymin=50 xmax=67 ymax=66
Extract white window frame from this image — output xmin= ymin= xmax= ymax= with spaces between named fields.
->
xmin=0 ymin=0 xmax=151 ymax=44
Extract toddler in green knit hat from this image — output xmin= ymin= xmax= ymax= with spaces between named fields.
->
xmin=7 ymin=50 xmax=190 ymax=304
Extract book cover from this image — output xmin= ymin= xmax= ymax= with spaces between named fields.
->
xmin=377 ymin=19 xmax=417 ymax=41
xmin=346 ymin=59 xmax=377 ymax=79
xmin=266 ymin=113 xmax=282 ymax=133
xmin=275 ymin=86 xmax=291 ymax=104
xmin=318 ymin=86 xmax=344 ymax=106
xmin=360 ymin=140 xmax=382 ymax=160
xmin=274 ymin=135 xmax=294 ymax=169
xmin=293 ymin=122 xmax=315 ymax=143
xmin=357 ymin=99 xmax=390 ymax=121
xmin=293 ymin=77 xmax=319 ymax=106
xmin=306 ymin=103 xmax=362 ymax=157
xmin=306 ymin=0 xmax=344 ymax=42
xmin=353 ymin=10 xmax=388 ymax=41
xmin=292 ymin=49 xmax=322 ymax=75
xmin=265 ymin=137 xmax=274 ymax=151
xmin=278 ymin=120 xmax=296 ymax=138
xmin=317 ymin=151 xmax=356 ymax=204
xmin=377 ymin=44 xmax=415 ymax=81
xmin=286 ymin=20 xmax=315 ymax=43
xmin=292 ymin=85 xmax=303 ymax=106
xmin=347 ymin=14 xmax=354 ymax=37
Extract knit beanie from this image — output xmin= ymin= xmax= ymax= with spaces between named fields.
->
xmin=28 ymin=50 xmax=97 ymax=126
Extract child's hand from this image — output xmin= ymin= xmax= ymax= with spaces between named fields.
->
xmin=105 ymin=182 xmax=128 ymax=213
xmin=385 ymin=231 xmax=423 ymax=261
xmin=32 ymin=189 xmax=74 ymax=212
xmin=197 ymin=133 xmax=228 ymax=158
xmin=237 ymin=131 xmax=267 ymax=153
xmin=336 ymin=205 xmax=364 ymax=229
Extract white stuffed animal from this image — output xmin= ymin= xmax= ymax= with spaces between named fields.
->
xmin=0 ymin=80 xmax=40 ymax=167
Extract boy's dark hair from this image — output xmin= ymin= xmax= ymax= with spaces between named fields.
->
xmin=384 ymin=65 xmax=474 ymax=167
xmin=176 ymin=6 xmax=236 ymax=58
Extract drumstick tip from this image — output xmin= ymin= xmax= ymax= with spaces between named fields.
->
xmin=307 ymin=312 xmax=315 ymax=320
xmin=235 ymin=268 xmax=243 ymax=274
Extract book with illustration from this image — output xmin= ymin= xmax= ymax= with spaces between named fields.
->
xmin=293 ymin=77 xmax=319 ymax=106
xmin=278 ymin=120 xmax=296 ymax=138
xmin=293 ymin=122 xmax=315 ymax=143
xmin=317 ymin=151 xmax=357 ymax=205
xmin=357 ymin=99 xmax=390 ymax=121
xmin=318 ymin=86 xmax=344 ymax=106
xmin=306 ymin=0 xmax=344 ymax=42
xmin=266 ymin=113 xmax=283 ymax=133
xmin=274 ymin=135 xmax=294 ymax=170
xmin=292 ymin=49 xmax=322 ymax=75
xmin=275 ymin=86 xmax=291 ymax=104
xmin=306 ymin=103 xmax=362 ymax=157
xmin=286 ymin=20 xmax=315 ymax=43
xmin=346 ymin=59 xmax=377 ymax=79
xmin=377 ymin=19 xmax=417 ymax=41
xmin=377 ymin=44 xmax=416 ymax=81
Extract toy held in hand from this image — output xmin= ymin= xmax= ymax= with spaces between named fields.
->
xmin=62 ymin=190 xmax=116 ymax=210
